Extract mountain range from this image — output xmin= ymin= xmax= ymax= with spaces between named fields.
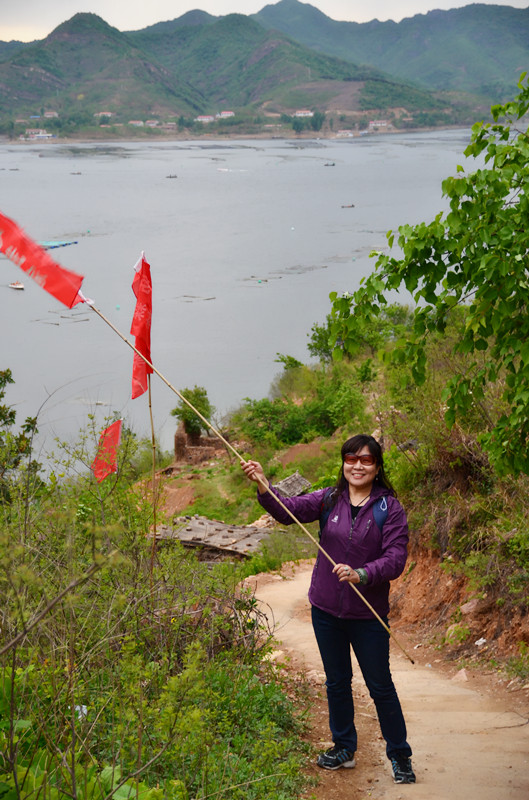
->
xmin=254 ymin=0 xmax=529 ymax=97
xmin=0 ymin=2 xmax=526 ymax=128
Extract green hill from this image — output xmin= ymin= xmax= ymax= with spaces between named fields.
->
xmin=0 ymin=12 xmax=205 ymax=118
xmin=130 ymin=12 xmax=441 ymax=113
xmin=1 ymin=3 xmax=527 ymax=128
xmin=0 ymin=10 xmax=444 ymax=124
xmin=129 ymin=9 xmax=217 ymax=35
xmin=0 ymin=40 xmax=27 ymax=62
xmin=254 ymin=0 xmax=529 ymax=100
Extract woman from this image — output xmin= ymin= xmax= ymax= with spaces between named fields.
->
xmin=241 ymin=434 xmax=415 ymax=785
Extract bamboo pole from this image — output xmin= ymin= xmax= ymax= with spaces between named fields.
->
xmin=148 ymin=375 xmax=157 ymax=579
xmin=87 ymin=302 xmax=415 ymax=664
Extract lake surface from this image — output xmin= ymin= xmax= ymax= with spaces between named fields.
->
xmin=0 ymin=130 xmax=473 ymax=460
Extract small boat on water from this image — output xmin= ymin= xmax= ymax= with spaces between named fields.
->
xmin=40 ymin=240 xmax=78 ymax=250
xmin=1 ymin=239 xmax=78 ymax=262
xmin=9 ymin=280 xmax=24 ymax=290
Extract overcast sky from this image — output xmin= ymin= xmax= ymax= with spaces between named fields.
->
xmin=2 ymin=0 xmax=528 ymax=42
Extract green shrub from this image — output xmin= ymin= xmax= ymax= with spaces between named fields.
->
xmin=503 ymin=531 xmax=529 ymax=568
xmin=506 ymin=642 xmax=529 ymax=681
xmin=239 ymin=530 xmax=317 ymax=579
xmin=445 ymin=622 xmax=471 ymax=644
xmin=171 ymin=386 xmax=215 ymax=438
xmin=0 ymin=421 xmax=311 ymax=800
xmin=230 ymin=362 xmax=368 ymax=449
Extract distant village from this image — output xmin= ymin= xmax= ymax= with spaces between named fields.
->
xmin=17 ymin=107 xmax=397 ymax=141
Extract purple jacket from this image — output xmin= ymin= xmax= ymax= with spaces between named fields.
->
xmin=258 ymin=482 xmax=409 ymax=619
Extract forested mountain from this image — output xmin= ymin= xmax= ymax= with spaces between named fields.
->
xmin=254 ymin=0 xmax=529 ymax=99
xmin=0 ymin=40 xmax=27 ymax=61
xmin=129 ymin=13 xmax=440 ymax=113
xmin=0 ymin=13 xmax=205 ymax=118
xmin=0 ymin=11 xmax=442 ymax=121
xmin=2 ymin=3 xmax=525 ymax=127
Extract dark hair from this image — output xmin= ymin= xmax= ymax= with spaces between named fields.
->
xmin=332 ymin=433 xmax=395 ymax=500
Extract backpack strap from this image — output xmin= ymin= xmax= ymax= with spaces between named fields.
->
xmin=373 ymin=496 xmax=388 ymax=531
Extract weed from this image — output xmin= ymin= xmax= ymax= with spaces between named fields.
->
xmin=506 ymin=570 xmax=529 ymax=605
xmin=402 ymin=560 xmax=416 ymax=580
xmin=506 ymin=642 xmax=529 ymax=681
xmin=445 ymin=623 xmax=471 ymax=644
xmin=503 ymin=530 xmax=529 ymax=568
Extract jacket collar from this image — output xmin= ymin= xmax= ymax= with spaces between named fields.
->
xmin=340 ymin=482 xmax=390 ymax=504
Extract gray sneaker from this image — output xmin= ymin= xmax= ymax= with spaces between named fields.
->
xmin=391 ymin=753 xmax=416 ymax=783
xmin=317 ymin=746 xmax=356 ymax=770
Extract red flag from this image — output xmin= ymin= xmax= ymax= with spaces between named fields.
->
xmin=0 ymin=212 xmax=84 ymax=308
xmin=91 ymin=419 xmax=122 ymax=483
xmin=130 ymin=253 xmax=153 ymax=399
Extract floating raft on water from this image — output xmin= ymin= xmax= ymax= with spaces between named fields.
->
xmin=41 ymin=240 xmax=78 ymax=250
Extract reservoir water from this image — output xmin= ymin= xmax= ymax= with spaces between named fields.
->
xmin=0 ymin=130 xmax=472 ymax=459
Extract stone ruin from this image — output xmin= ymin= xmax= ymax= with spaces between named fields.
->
xmin=173 ymin=422 xmax=226 ymax=465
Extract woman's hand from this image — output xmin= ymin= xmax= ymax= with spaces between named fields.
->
xmin=240 ymin=459 xmax=269 ymax=493
xmin=333 ymin=563 xmax=361 ymax=584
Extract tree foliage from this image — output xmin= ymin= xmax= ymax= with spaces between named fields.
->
xmin=230 ymin=363 xmax=368 ymax=448
xmin=310 ymin=111 xmax=325 ymax=131
xmin=171 ymin=385 xmax=215 ymax=439
xmin=308 ymin=305 xmax=413 ymax=363
xmin=329 ymin=74 xmax=529 ymax=475
xmin=0 ymin=369 xmax=39 ymax=504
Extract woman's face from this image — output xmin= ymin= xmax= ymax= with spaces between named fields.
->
xmin=342 ymin=445 xmax=378 ymax=495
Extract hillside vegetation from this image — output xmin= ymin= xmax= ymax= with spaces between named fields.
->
xmin=255 ymin=0 xmax=529 ymax=100
xmin=1 ymin=4 xmax=519 ymax=137
xmin=0 ymin=11 xmax=439 ymax=122
xmin=0 ymin=370 xmax=312 ymax=800
xmin=0 ymin=13 xmax=205 ymax=119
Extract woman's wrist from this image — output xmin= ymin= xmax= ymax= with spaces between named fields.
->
xmin=355 ymin=567 xmax=369 ymax=586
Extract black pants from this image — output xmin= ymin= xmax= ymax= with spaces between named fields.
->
xmin=311 ymin=605 xmax=412 ymax=758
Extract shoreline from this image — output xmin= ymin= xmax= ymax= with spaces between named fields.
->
xmin=1 ymin=124 xmax=471 ymax=147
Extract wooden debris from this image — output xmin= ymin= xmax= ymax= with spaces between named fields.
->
xmin=155 ymin=515 xmax=272 ymax=558
xmin=274 ymin=471 xmax=311 ymax=497
xmin=153 ymin=472 xmax=308 ymax=560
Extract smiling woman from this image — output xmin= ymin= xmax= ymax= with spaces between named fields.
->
xmin=240 ymin=433 xmax=417 ymax=784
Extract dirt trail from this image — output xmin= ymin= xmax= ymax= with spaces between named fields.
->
xmin=250 ymin=563 xmax=529 ymax=800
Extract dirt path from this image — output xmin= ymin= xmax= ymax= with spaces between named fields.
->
xmin=249 ymin=562 xmax=529 ymax=800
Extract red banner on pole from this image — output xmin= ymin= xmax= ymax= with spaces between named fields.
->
xmin=91 ymin=419 xmax=122 ymax=483
xmin=130 ymin=253 xmax=153 ymax=399
xmin=0 ymin=212 xmax=84 ymax=308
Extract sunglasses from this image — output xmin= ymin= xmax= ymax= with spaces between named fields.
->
xmin=343 ymin=453 xmax=376 ymax=466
